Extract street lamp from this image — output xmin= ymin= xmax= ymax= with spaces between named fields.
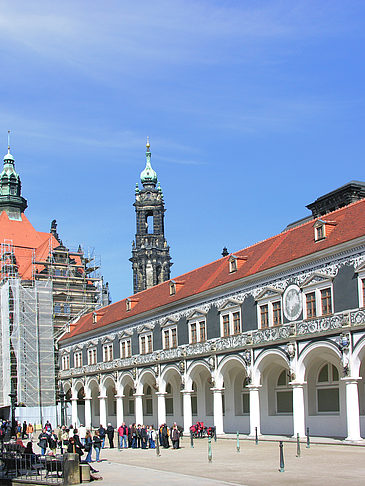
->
xmin=58 ymin=388 xmax=65 ymax=427
xmin=9 ymin=384 xmax=17 ymax=438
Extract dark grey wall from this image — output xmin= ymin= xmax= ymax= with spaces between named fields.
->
xmin=206 ymin=305 xmax=219 ymax=339
xmin=113 ymin=335 xmax=120 ymax=359
xmin=242 ymin=295 xmax=257 ymax=331
xmin=153 ymin=325 xmax=162 ymax=350
xmin=178 ymin=316 xmax=188 ymax=345
xmin=97 ymin=342 xmax=102 ymax=362
xmin=131 ymin=331 xmax=139 ymax=355
xmin=333 ymin=264 xmax=358 ymax=312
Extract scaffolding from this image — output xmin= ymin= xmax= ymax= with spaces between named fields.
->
xmin=0 ymin=278 xmax=55 ymax=422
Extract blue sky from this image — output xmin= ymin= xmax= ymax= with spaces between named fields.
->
xmin=1 ymin=0 xmax=364 ymax=302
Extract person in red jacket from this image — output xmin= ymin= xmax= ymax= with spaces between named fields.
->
xmin=118 ymin=422 xmax=128 ymax=448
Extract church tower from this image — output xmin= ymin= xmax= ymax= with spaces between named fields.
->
xmin=130 ymin=138 xmax=172 ymax=293
xmin=0 ymin=132 xmax=27 ymax=221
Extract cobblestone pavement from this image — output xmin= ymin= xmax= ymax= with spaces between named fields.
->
xmin=90 ymin=437 xmax=365 ymax=486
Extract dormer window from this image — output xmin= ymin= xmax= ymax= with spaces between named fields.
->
xmin=170 ymin=282 xmax=176 ymax=295
xmin=313 ymin=219 xmax=337 ymax=242
xmin=229 ymin=257 xmax=237 ymax=273
xmin=92 ymin=312 xmax=97 ymax=324
xmin=126 ymin=298 xmax=139 ymax=312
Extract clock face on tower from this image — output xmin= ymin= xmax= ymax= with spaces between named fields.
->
xmin=283 ymin=284 xmax=302 ymax=321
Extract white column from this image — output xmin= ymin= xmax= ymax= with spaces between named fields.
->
xmin=71 ymin=398 xmax=78 ymax=428
xmin=182 ymin=390 xmax=193 ymax=434
xmin=84 ymin=397 xmax=92 ymax=429
xmin=248 ymin=385 xmax=261 ymax=436
xmin=134 ymin=394 xmax=144 ymax=425
xmin=291 ymin=382 xmax=306 ymax=438
xmin=116 ymin=395 xmax=124 ymax=427
xmin=212 ymin=388 xmax=224 ymax=435
xmin=99 ymin=395 xmax=107 ymax=427
xmin=343 ymin=377 xmax=362 ymax=441
xmin=156 ymin=392 xmax=167 ymax=426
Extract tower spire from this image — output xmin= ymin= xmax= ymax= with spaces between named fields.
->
xmin=7 ymin=130 xmax=10 ymax=154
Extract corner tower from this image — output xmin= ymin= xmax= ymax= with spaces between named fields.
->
xmin=0 ymin=132 xmax=27 ymax=221
xmin=130 ymin=138 xmax=172 ymax=293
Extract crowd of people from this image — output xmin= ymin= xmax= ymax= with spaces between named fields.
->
xmin=0 ymin=419 xmax=182 ymax=463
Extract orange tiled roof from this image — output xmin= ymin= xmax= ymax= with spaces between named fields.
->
xmin=61 ymin=198 xmax=365 ymax=341
xmin=0 ymin=211 xmax=59 ymax=279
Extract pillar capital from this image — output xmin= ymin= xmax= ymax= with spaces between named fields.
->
xmin=133 ymin=393 xmax=143 ymax=399
xmin=289 ymin=381 xmax=306 ymax=388
xmin=70 ymin=397 xmax=78 ymax=401
xmin=84 ymin=396 xmax=92 ymax=401
xmin=115 ymin=394 xmax=125 ymax=399
xmin=98 ymin=395 xmax=107 ymax=400
xmin=181 ymin=389 xmax=193 ymax=395
xmin=247 ymin=384 xmax=262 ymax=391
xmin=156 ymin=391 xmax=167 ymax=397
xmin=210 ymin=387 xmax=225 ymax=393
xmin=341 ymin=377 xmax=362 ymax=384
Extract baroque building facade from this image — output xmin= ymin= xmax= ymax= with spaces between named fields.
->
xmin=59 ymin=183 xmax=365 ymax=441
xmin=0 ymin=140 xmax=109 ymax=423
xmin=130 ymin=139 xmax=172 ymax=293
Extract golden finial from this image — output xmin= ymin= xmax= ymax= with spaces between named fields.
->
xmin=146 ymin=136 xmax=150 ymax=149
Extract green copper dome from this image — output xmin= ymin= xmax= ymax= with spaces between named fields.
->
xmin=3 ymin=151 xmax=14 ymax=163
xmin=140 ymin=138 xmax=157 ymax=187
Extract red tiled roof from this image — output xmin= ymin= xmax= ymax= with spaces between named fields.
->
xmin=61 ymin=198 xmax=365 ymax=341
xmin=0 ymin=211 xmax=59 ymax=279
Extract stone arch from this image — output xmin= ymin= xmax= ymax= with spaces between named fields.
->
xmin=298 ymin=341 xmax=345 ymax=438
xmin=159 ymin=365 xmax=183 ymax=425
xmin=252 ymin=348 xmax=290 ymax=385
xmin=186 ymin=360 xmax=213 ymax=422
xmin=216 ymin=354 xmax=250 ymax=433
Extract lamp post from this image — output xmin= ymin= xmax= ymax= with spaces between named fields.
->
xmin=59 ymin=389 xmax=65 ymax=427
xmin=9 ymin=384 xmax=17 ymax=438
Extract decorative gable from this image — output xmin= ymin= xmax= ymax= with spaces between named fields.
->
xmin=137 ymin=323 xmax=155 ymax=334
xmin=187 ymin=308 xmax=207 ymax=321
xmin=300 ymin=272 xmax=333 ymax=288
xmin=355 ymin=261 xmax=365 ymax=274
xmin=218 ymin=298 xmax=241 ymax=312
xmin=255 ymin=287 xmax=283 ymax=302
xmin=160 ymin=317 xmax=178 ymax=328
xmin=118 ymin=329 xmax=133 ymax=339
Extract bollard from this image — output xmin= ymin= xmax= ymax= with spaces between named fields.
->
xmin=255 ymin=427 xmax=258 ymax=445
xmin=63 ymin=453 xmax=80 ymax=485
xmin=279 ymin=441 xmax=285 ymax=473
xmin=156 ymin=435 xmax=161 ymax=456
xmin=190 ymin=430 xmax=194 ymax=448
xmin=306 ymin=427 xmax=310 ymax=449
xmin=296 ymin=433 xmax=300 ymax=457
xmin=208 ymin=436 xmax=212 ymax=463
xmin=236 ymin=431 xmax=240 ymax=453
xmin=214 ymin=426 xmax=217 ymax=443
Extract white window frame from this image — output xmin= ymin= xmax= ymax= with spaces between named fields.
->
xmin=139 ymin=332 xmax=153 ymax=355
xmin=62 ymin=354 xmax=70 ymax=370
xmin=218 ymin=300 xmax=242 ymax=338
xmin=301 ymin=278 xmax=333 ymax=320
xmin=103 ymin=342 xmax=113 ymax=362
xmin=162 ymin=326 xmax=178 ymax=350
xmin=87 ymin=347 xmax=97 ymax=365
xmin=356 ymin=263 xmax=365 ymax=308
xmin=74 ymin=351 xmax=82 ymax=368
xmin=188 ymin=319 xmax=206 ymax=344
xmin=316 ymin=363 xmax=340 ymax=414
xmin=256 ymin=288 xmax=283 ymax=329
xmin=120 ymin=338 xmax=132 ymax=358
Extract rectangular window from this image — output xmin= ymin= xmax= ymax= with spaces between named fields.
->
xmin=321 ymin=288 xmax=332 ymax=315
xmin=191 ymin=323 xmax=197 ymax=344
xmin=199 ymin=321 xmax=206 ymax=342
xmin=121 ymin=339 xmax=131 ymax=359
xmin=74 ymin=351 xmax=82 ymax=368
xmin=147 ymin=334 xmax=153 ymax=354
xmin=223 ymin=315 xmax=230 ymax=337
xmin=191 ymin=396 xmax=198 ymax=415
xmin=103 ymin=343 xmax=113 ymax=362
xmin=242 ymin=393 xmax=250 ymax=414
xmin=140 ymin=336 xmax=146 ymax=355
xmin=272 ymin=301 xmax=281 ymax=326
xmin=164 ymin=330 xmax=170 ymax=350
xmin=233 ymin=312 xmax=240 ymax=335
xmin=62 ymin=355 xmax=70 ymax=370
xmin=317 ymin=388 xmax=339 ymax=412
xmin=87 ymin=348 xmax=97 ymax=365
xmin=171 ymin=328 xmax=177 ymax=348
xmin=260 ymin=305 xmax=269 ymax=328
xmin=306 ymin=292 xmax=316 ymax=318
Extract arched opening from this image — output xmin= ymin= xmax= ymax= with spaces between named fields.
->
xmin=187 ymin=364 xmax=213 ymax=424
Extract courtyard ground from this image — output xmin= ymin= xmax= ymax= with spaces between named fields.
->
xmin=89 ymin=436 xmax=365 ymax=486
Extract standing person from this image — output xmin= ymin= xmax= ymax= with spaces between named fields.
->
xmin=26 ymin=423 xmax=34 ymax=441
xmin=120 ymin=422 xmax=128 ymax=448
xmin=98 ymin=425 xmax=105 ymax=448
xmin=72 ymin=429 xmax=84 ymax=452
xmin=44 ymin=421 xmax=52 ymax=433
xmin=131 ymin=424 xmax=137 ymax=449
xmin=161 ymin=424 xmax=170 ymax=448
xmin=106 ymin=423 xmax=114 ymax=448
xmin=67 ymin=436 xmax=83 ymax=457
xmin=140 ymin=425 xmax=148 ymax=449
xmin=79 ymin=424 xmax=87 ymax=445
xmin=84 ymin=430 xmax=93 ymax=463
xmin=61 ymin=426 xmax=69 ymax=449
xmin=38 ymin=428 xmax=49 ymax=455
xmin=93 ymin=430 xmax=102 ymax=462
xmin=171 ymin=424 xmax=180 ymax=449
xmin=22 ymin=421 xmax=27 ymax=439
xmin=49 ymin=431 xmax=58 ymax=455
xmin=148 ymin=426 xmax=156 ymax=449
xmin=136 ymin=425 xmax=141 ymax=449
